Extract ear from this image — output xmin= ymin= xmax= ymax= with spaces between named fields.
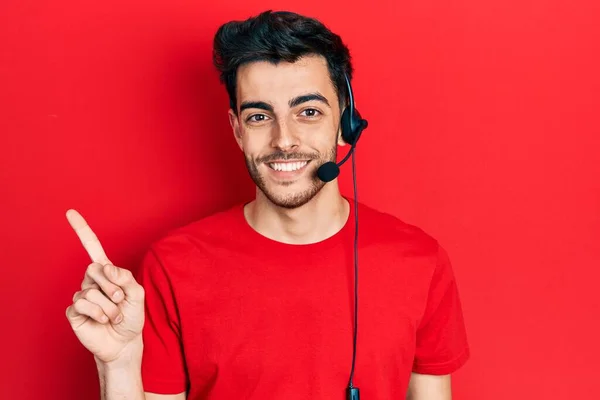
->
xmin=228 ymin=109 xmax=243 ymax=151
xmin=337 ymin=107 xmax=348 ymax=147
xmin=337 ymin=129 xmax=347 ymax=146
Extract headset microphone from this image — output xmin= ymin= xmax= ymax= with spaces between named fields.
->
xmin=316 ymin=72 xmax=368 ymax=400
xmin=316 ymin=119 xmax=367 ymax=182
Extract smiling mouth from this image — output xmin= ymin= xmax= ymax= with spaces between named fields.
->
xmin=267 ymin=160 xmax=310 ymax=172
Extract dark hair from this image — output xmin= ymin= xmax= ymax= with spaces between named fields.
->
xmin=212 ymin=10 xmax=353 ymax=113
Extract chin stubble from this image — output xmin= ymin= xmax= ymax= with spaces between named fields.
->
xmin=244 ymin=146 xmax=337 ymax=209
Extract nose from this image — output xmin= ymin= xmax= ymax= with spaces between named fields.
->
xmin=270 ymin=120 xmax=299 ymax=151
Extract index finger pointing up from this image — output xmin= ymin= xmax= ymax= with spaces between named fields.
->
xmin=66 ymin=209 xmax=111 ymax=265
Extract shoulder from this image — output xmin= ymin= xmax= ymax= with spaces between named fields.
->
xmin=143 ymin=202 xmax=245 ymax=265
xmin=356 ymin=201 xmax=440 ymax=256
xmin=355 ymin=201 xmax=454 ymax=287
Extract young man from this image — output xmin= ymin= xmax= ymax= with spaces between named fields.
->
xmin=65 ymin=10 xmax=470 ymax=400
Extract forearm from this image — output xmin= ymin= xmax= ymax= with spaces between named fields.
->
xmin=406 ymin=373 xmax=452 ymax=400
xmin=95 ymin=340 xmax=145 ymax=400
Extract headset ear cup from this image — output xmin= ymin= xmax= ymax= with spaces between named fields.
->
xmin=341 ymin=107 xmax=356 ymax=145
xmin=352 ymin=107 xmax=364 ymax=134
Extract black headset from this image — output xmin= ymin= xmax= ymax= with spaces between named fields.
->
xmin=316 ymin=72 xmax=368 ymax=400
xmin=316 ymin=73 xmax=368 ymax=182
xmin=341 ymin=72 xmax=368 ymax=146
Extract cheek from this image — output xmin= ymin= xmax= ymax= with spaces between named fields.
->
xmin=240 ymin=130 xmax=270 ymax=159
xmin=297 ymin=120 xmax=338 ymax=144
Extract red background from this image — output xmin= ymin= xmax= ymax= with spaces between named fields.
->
xmin=1 ymin=0 xmax=599 ymax=399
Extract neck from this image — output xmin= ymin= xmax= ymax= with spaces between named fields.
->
xmin=244 ymin=183 xmax=350 ymax=245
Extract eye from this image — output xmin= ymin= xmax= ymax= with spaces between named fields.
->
xmin=300 ymin=108 xmax=321 ymax=118
xmin=246 ymin=114 xmax=270 ymax=123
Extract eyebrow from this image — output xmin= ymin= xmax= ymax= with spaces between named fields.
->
xmin=239 ymin=101 xmax=273 ymax=113
xmin=239 ymin=92 xmax=331 ymax=113
xmin=289 ymin=92 xmax=330 ymax=108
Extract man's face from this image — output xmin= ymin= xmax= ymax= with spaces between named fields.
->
xmin=229 ymin=54 xmax=344 ymax=209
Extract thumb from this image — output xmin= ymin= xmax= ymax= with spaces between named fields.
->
xmin=103 ymin=264 xmax=144 ymax=305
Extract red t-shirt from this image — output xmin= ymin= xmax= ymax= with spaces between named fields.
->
xmin=137 ymin=199 xmax=470 ymax=399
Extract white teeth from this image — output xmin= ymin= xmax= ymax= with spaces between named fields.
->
xmin=269 ymin=161 xmax=308 ymax=171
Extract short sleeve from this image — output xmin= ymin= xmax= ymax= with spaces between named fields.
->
xmin=136 ymin=246 xmax=188 ymax=394
xmin=412 ymin=244 xmax=470 ymax=375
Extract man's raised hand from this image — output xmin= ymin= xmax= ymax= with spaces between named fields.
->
xmin=65 ymin=209 xmax=145 ymax=365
